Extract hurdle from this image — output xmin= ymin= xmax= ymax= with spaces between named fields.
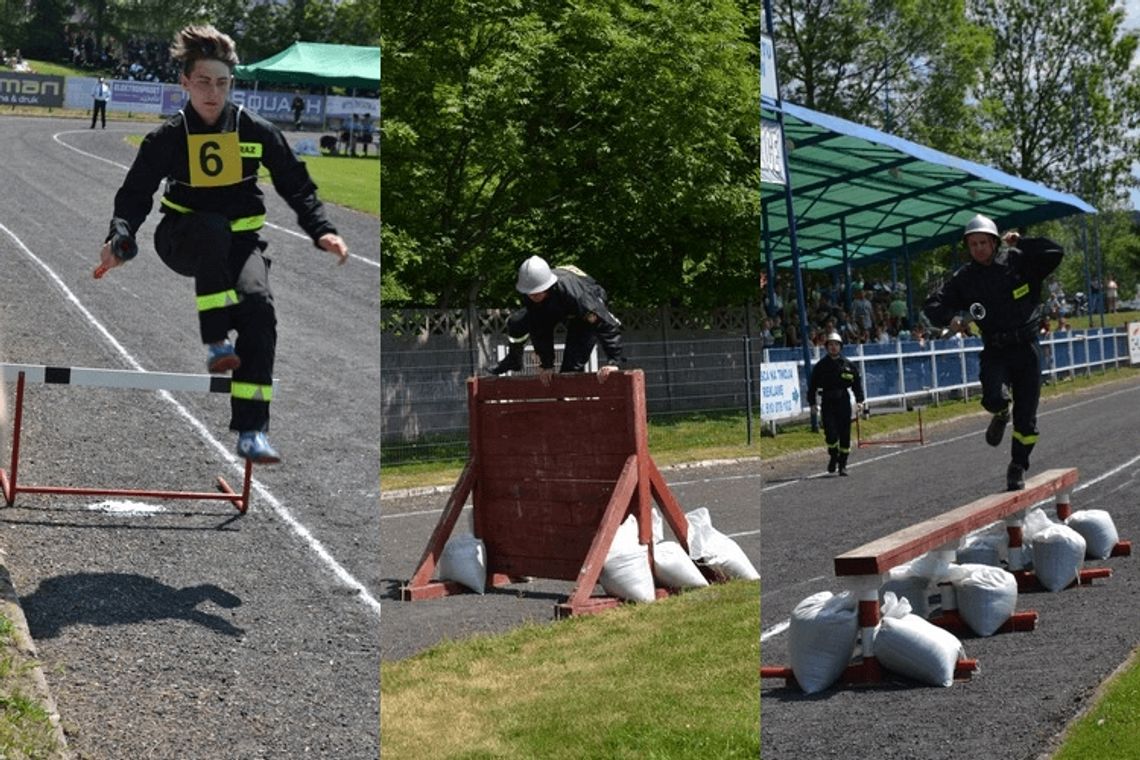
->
xmin=0 ymin=364 xmax=272 ymax=514
xmin=761 ymin=467 xmax=1125 ymax=688
xmin=854 ymin=406 xmax=925 ymax=448
xmin=401 ymin=370 xmax=704 ymax=618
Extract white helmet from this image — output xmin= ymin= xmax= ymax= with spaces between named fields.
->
xmin=825 ymin=331 xmax=842 ymax=345
xmin=516 ymin=255 xmax=559 ymax=294
xmin=963 ymin=214 xmax=1000 ymax=240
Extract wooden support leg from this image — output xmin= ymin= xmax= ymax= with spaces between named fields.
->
xmin=402 ymin=460 xmax=478 ymax=601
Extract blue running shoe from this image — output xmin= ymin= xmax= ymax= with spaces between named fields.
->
xmin=236 ymin=431 xmax=281 ymax=464
xmin=207 ymin=341 xmax=241 ymax=374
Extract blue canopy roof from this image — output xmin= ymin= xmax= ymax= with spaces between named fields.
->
xmin=762 ymin=101 xmax=1096 ymax=271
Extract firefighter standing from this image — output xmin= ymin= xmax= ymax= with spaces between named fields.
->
xmin=93 ymin=24 xmax=349 ymax=463
xmin=923 ymin=214 xmax=1063 ymax=491
xmin=491 ymin=256 xmax=626 ymax=384
xmin=808 ymin=332 xmax=864 ymax=476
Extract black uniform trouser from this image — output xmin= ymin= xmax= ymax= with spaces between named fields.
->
xmin=155 ymin=212 xmax=276 ymax=433
xmin=505 ymin=309 xmax=598 ymax=372
xmin=91 ymin=99 xmax=106 ymax=128
xmin=821 ymin=397 xmax=853 ymax=464
xmin=979 ymin=341 xmax=1041 ymax=470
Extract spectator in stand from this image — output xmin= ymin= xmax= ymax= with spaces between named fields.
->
xmin=850 ymin=287 xmax=873 ymax=336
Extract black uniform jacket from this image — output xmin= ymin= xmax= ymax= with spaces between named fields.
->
xmin=808 ymin=354 xmax=864 ymax=404
xmin=923 ymin=237 xmax=1063 ymax=343
xmin=526 ymin=267 xmax=624 ymax=369
xmin=109 ymin=101 xmax=336 ymax=246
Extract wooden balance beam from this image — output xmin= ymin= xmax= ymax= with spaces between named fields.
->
xmin=762 ymin=467 xmax=1125 ymax=688
xmin=0 ymin=363 xmax=277 ymax=513
xmin=401 ymin=370 xmax=701 ymax=617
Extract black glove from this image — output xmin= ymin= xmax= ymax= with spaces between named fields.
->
xmin=107 ymin=218 xmax=138 ymax=261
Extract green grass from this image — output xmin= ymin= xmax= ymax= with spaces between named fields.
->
xmin=1052 ymin=647 xmax=1140 ymax=760
xmin=380 ymin=580 xmax=759 ymax=759
xmin=0 ymin=606 xmax=64 ymax=758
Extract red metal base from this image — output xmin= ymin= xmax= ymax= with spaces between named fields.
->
xmin=401 ymin=572 xmax=528 ymax=601
xmin=1013 ymin=567 xmax=1112 ymax=592
xmin=1111 ymin=541 xmax=1131 ymax=557
xmin=761 ymin=655 xmax=978 ymax=690
xmin=2 ymin=371 xmax=252 ymax=514
xmin=929 ymin=608 xmax=1038 ymax=635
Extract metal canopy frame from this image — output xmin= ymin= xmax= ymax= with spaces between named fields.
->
xmin=761 ymin=101 xmax=1097 ymax=273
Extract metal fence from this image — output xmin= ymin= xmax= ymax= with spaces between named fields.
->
xmin=761 ymin=327 xmax=1130 ymax=420
xmin=381 ymin=336 xmax=765 ymax=464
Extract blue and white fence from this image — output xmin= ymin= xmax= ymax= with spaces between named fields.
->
xmin=761 ymin=327 xmax=1129 ymax=418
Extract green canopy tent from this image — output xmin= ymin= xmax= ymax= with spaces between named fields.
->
xmin=234 ymin=41 xmax=380 ymax=90
xmin=234 ymin=42 xmax=380 ymax=140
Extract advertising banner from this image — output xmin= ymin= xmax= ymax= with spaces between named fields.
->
xmin=1129 ymin=322 xmax=1140 ymax=365
xmin=0 ymin=73 xmax=65 ymax=107
xmin=759 ymin=362 xmax=803 ymax=421
xmin=761 ymin=34 xmax=777 ymax=103
xmin=111 ymin=80 xmax=164 ymax=107
xmin=761 ymin=118 xmax=786 ymax=186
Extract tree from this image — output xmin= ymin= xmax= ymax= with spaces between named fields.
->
xmin=382 ymin=0 xmax=758 ymax=309
xmin=770 ymin=0 xmax=991 ymax=155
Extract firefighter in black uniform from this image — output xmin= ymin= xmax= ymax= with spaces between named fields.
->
xmin=491 ymin=256 xmax=625 ymax=383
xmin=923 ymin=214 xmax=1063 ymax=491
xmin=808 ymin=332 xmax=864 ymax=476
xmin=93 ymin=24 xmax=349 ymax=464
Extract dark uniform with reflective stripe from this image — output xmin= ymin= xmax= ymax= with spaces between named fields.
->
xmin=923 ymin=237 xmax=1063 ymax=472
xmin=808 ymin=352 xmax=864 ymax=470
xmin=505 ymin=266 xmax=624 ymax=371
xmin=108 ymin=102 xmax=337 ymax=433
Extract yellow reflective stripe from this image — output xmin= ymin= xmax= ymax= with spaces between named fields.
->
xmin=161 ymin=196 xmax=194 ymax=214
xmin=231 ymin=382 xmax=273 ymax=402
xmin=230 ymin=214 xmax=265 ymax=232
xmin=1012 ymin=430 xmax=1038 ymax=445
xmin=196 ymin=289 xmax=239 ymax=312
xmin=507 ymin=333 xmax=529 ymax=344
xmin=160 ymin=197 xmax=264 ymax=232
xmin=239 ymin=142 xmax=262 ymax=158
xmin=1013 ymin=284 xmax=1029 ymax=299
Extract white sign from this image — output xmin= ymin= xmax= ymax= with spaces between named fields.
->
xmin=1128 ymin=322 xmax=1140 ymax=365
xmin=761 ymin=118 xmax=786 ymax=186
xmin=761 ymin=34 xmax=777 ymax=102
xmin=759 ymin=361 xmax=802 ymax=421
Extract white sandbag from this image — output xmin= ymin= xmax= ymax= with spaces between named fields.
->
xmin=1023 ymin=507 xmax=1055 ymax=540
xmin=685 ymin=508 xmax=760 ymax=580
xmin=436 ymin=533 xmax=487 ymax=594
xmin=1032 ymin=524 xmax=1086 ymax=592
xmin=956 ymin=531 xmax=1006 ymax=567
xmin=947 ymin=563 xmax=1017 ymax=637
xmin=1065 ymin=510 xmax=1119 ymax=560
xmin=875 ymin=603 xmax=964 ymax=687
xmin=651 ymin=508 xmax=665 ymax=544
xmin=652 ymin=541 xmax=709 ymax=589
xmin=788 ymin=591 xmax=858 ymax=694
xmin=599 ymin=515 xmax=657 ymax=602
xmin=879 ymin=576 xmax=932 ymax=618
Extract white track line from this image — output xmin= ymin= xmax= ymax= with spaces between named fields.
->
xmin=1 ymin=221 xmax=382 ymax=619
xmin=50 ymin=130 xmax=379 ymax=268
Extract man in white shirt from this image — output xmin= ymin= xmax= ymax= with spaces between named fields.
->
xmin=90 ymin=76 xmax=110 ymax=129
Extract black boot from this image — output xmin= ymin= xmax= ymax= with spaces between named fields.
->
xmin=827 ymin=450 xmax=838 ymax=474
xmin=1006 ymin=462 xmax=1025 ymax=491
xmin=838 ymin=453 xmax=849 ymax=476
xmin=491 ymin=344 xmax=525 ymax=375
xmin=986 ymin=408 xmax=1010 ymax=447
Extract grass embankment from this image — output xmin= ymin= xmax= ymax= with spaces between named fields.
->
xmin=380 ymin=579 xmax=759 ymax=759
xmin=0 ymin=604 xmax=64 ymax=758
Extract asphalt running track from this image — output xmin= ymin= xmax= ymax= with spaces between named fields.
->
xmin=379 ymin=464 xmax=761 ymax=662
xmin=760 ymin=374 xmax=1140 ymax=760
xmin=0 ymin=115 xmax=379 ymax=758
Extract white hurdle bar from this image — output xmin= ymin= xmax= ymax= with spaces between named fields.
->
xmin=0 ymin=363 xmax=278 ymax=513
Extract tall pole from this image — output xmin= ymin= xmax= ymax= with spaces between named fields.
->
xmin=763 ymin=0 xmax=816 ymax=429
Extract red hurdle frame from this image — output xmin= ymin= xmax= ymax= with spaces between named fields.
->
xmin=0 ymin=371 xmax=253 ymax=513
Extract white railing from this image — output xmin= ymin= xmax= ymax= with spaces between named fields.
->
xmin=761 ymin=327 xmax=1128 ymax=416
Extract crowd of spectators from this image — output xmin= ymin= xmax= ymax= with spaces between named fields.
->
xmin=760 ymin=271 xmax=938 ymax=350
xmin=760 ymin=271 xmax=1089 ymax=354
xmin=65 ymin=32 xmax=179 ymax=83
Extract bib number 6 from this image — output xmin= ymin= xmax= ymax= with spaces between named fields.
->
xmin=199 ymin=140 xmax=224 ymax=177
